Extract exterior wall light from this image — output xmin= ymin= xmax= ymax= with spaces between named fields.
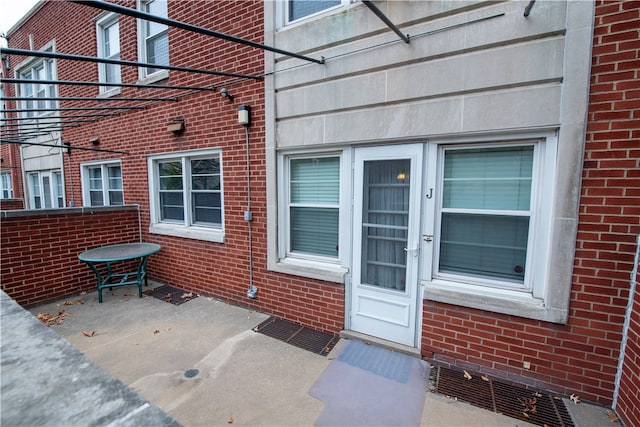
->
xmin=219 ymin=87 xmax=234 ymax=102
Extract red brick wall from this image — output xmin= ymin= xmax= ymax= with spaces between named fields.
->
xmin=422 ymin=1 xmax=639 ymax=406
xmin=0 ymin=135 xmax=24 ymax=208
xmin=0 ymin=199 xmax=25 ymax=210
xmin=588 ymin=0 xmax=640 ymax=423
xmin=0 ymin=207 xmax=140 ymax=307
xmin=5 ymin=0 xmax=345 ymax=334
xmin=617 ymin=265 xmax=640 ymax=427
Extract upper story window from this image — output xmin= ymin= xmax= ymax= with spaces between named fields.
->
xmin=96 ymin=13 xmax=121 ymax=95
xmin=288 ymin=0 xmax=341 ymax=22
xmin=81 ymin=160 xmax=123 ymax=206
xmin=16 ymin=52 xmax=57 ymax=120
xmin=138 ymin=0 xmax=169 ymax=82
xmin=148 ymin=149 xmax=224 ymax=242
xmin=1 ymin=171 xmax=13 ymax=199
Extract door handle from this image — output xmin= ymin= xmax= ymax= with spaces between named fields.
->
xmin=404 ymin=247 xmax=419 ymax=257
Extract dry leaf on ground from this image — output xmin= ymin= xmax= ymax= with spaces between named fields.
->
xmin=181 ymin=292 xmax=193 ymax=299
xmin=61 ymin=300 xmax=83 ymax=306
xmin=153 ymin=329 xmax=160 ymax=334
xmin=463 ymin=370 xmax=472 ymax=380
xmin=481 ymin=374 xmax=489 ymax=382
xmin=36 ymin=310 xmax=68 ymax=326
xmin=606 ymin=410 xmax=619 ymax=422
xmin=570 ymin=393 xmax=581 ymax=404
xmin=227 ymin=416 xmax=234 ymax=424
xmin=82 ymin=330 xmax=96 ymax=337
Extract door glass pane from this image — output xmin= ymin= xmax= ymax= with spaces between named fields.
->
xmin=361 ymin=159 xmax=410 ymax=291
xmin=439 ymin=213 xmax=529 ymax=282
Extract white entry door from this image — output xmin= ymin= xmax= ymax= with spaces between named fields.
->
xmin=350 ymin=144 xmax=423 ymax=346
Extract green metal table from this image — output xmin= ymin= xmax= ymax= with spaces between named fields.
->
xmin=78 ymin=243 xmax=162 ymax=303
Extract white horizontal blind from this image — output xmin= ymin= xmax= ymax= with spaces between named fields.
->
xmin=289 ymin=157 xmax=339 ymax=257
xmin=439 ymin=146 xmax=534 ymax=284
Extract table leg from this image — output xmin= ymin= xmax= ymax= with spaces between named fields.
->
xmin=136 ymin=256 xmax=151 ymax=298
xmin=83 ymin=261 xmax=106 ymax=303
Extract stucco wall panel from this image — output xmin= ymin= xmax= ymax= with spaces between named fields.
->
xmin=274 ymin=1 xmax=567 ymax=90
xmin=461 ymin=85 xmax=562 ymax=132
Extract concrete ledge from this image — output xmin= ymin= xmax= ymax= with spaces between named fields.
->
xmin=0 ymin=290 xmax=180 ymax=427
xmin=0 ymin=204 xmax=139 ymax=218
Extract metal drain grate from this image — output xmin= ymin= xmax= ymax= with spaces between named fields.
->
xmin=144 ymin=285 xmax=198 ymax=305
xmin=431 ymin=366 xmax=575 ymax=427
xmin=253 ymin=316 xmax=339 ymax=356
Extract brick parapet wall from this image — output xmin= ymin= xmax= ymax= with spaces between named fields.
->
xmin=4 ymin=0 xmax=345 ymax=334
xmin=0 ymin=207 xmax=141 ymax=307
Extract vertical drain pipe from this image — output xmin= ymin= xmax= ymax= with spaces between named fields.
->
xmin=613 ymin=234 xmax=640 ymax=410
xmin=240 ymin=105 xmax=257 ymax=299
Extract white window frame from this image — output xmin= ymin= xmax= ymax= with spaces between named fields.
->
xmin=80 ymin=159 xmax=124 ymax=206
xmin=27 ymin=169 xmax=65 ymax=209
xmin=15 ymin=43 xmax=58 ymax=121
xmin=148 ymin=149 xmax=224 ymax=243
xmin=96 ymin=12 xmax=121 ymax=97
xmin=422 ymin=132 xmax=558 ymax=321
xmin=1 ymin=171 xmax=13 ymax=199
xmin=137 ymin=0 xmax=170 ymax=84
xmin=273 ymin=149 xmax=351 ymax=283
xmin=278 ymin=0 xmax=350 ymax=27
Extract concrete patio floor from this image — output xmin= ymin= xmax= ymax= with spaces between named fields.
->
xmin=3 ymin=283 xmax=617 ymax=426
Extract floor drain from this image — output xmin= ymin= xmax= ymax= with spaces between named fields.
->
xmin=183 ymin=368 xmax=200 ymax=379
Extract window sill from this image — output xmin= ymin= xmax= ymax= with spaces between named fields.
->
xmin=271 ymin=257 xmax=348 ymax=284
xmin=137 ymin=69 xmax=170 ymax=85
xmin=423 ymin=279 xmax=567 ymax=324
xmin=149 ymin=222 xmax=224 ymax=243
xmin=97 ymin=87 xmax=122 ymax=98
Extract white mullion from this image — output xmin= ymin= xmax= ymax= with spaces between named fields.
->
xmin=182 ymin=157 xmax=191 ymax=227
xmin=101 ymin=165 xmax=109 ymax=206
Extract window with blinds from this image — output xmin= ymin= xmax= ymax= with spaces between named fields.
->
xmin=139 ymin=0 xmax=169 ymax=77
xmin=288 ymin=0 xmax=340 ymax=22
xmin=289 ymin=157 xmax=340 ymax=258
xmin=438 ymin=145 xmax=534 ymax=285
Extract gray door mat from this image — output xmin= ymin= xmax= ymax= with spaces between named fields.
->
xmin=143 ymin=285 xmax=198 ymax=305
xmin=430 ymin=365 xmax=575 ymax=427
xmin=309 ymin=340 xmax=430 ymax=426
xmin=253 ymin=316 xmax=339 ymax=356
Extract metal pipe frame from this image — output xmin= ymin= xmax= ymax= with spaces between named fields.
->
xmin=0 ymin=139 xmax=130 ymax=154
xmin=70 ymin=0 xmax=325 ymax=65
xmin=3 ymin=48 xmax=261 ymax=80
xmin=362 ymin=0 xmax=410 ymax=44
xmin=2 ymin=106 xmax=146 ymax=113
xmin=1 ymin=113 xmax=118 ymax=121
xmin=1 ymin=77 xmax=216 ymax=92
xmin=3 ymin=96 xmax=179 ymax=102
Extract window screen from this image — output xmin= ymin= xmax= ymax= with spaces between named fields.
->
xmin=439 ymin=146 xmax=534 ymax=283
xmin=289 ymin=157 xmax=339 ymax=257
